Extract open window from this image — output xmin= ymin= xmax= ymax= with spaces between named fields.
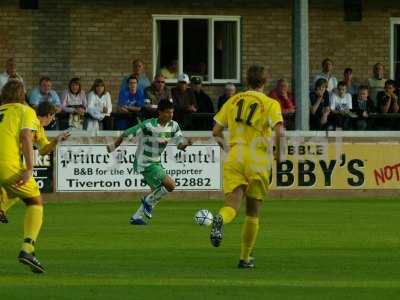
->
xmin=153 ymin=15 xmax=241 ymax=83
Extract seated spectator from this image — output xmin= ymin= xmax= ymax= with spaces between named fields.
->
xmin=61 ymin=77 xmax=87 ymax=130
xmin=143 ymin=74 xmax=171 ymax=119
xmin=116 ymin=75 xmax=144 ymax=130
xmin=29 ymin=77 xmax=61 ymax=109
xmin=312 ymin=58 xmax=338 ymax=92
xmin=119 ymin=59 xmax=151 ymax=95
xmin=190 ymin=76 xmax=214 ymax=113
xmin=217 ymin=83 xmax=236 ymax=111
xmin=351 ymin=85 xmax=375 ymax=130
xmin=190 ymin=76 xmax=214 ymax=130
xmin=171 ymin=73 xmax=197 ymax=126
xmin=160 ymin=59 xmax=178 ymax=79
xmin=343 ymin=68 xmax=358 ymax=96
xmin=268 ymin=78 xmax=295 ymax=114
xmin=309 ymin=78 xmax=330 ymax=130
xmin=329 ymin=81 xmax=353 ymax=130
xmin=86 ymin=79 xmax=112 ymax=131
xmin=377 ymin=80 xmax=399 ymax=114
xmin=0 ymin=58 xmax=24 ymax=92
xmin=368 ymin=62 xmax=387 ymax=107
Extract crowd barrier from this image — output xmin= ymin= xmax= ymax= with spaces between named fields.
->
xmin=34 ymin=131 xmax=400 ymax=196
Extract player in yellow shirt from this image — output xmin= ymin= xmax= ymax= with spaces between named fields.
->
xmin=0 ymin=101 xmax=70 ymax=222
xmin=210 ymin=64 xmax=285 ymax=268
xmin=0 ymin=81 xmax=64 ymax=273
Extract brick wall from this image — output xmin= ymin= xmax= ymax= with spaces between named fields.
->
xmin=0 ymin=0 xmax=399 ymax=107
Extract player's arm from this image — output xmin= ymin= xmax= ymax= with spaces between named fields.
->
xmin=39 ymin=131 xmax=71 ymax=156
xmin=107 ymin=123 xmax=142 ymax=153
xmin=177 ymin=138 xmax=193 ymax=151
xmin=212 ymin=122 xmax=228 ymax=152
xmin=15 ymin=129 xmax=34 ymax=187
xmin=274 ymin=122 xmax=285 ymax=163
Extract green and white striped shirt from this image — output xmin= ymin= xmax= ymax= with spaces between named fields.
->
xmin=123 ymin=118 xmax=184 ymax=171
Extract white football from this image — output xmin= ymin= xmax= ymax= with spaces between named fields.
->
xmin=194 ymin=209 xmax=213 ymax=226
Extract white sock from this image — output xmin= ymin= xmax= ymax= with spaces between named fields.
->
xmin=132 ymin=203 xmax=144 ymax=220
xmin=144 ymin=186 xmax=168 ymax=207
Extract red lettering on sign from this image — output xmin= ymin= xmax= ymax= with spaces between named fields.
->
xmin=374 ymin=163 xmax=400 ymax=186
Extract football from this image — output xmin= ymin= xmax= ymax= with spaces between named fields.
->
xmin=194 ymin=209 xmax=213 ymax=226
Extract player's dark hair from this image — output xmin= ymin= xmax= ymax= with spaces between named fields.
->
xmin=157 ymin=99 xmax=174 ymax=111
xmin=37 ymin=101 xmax=57 ymax=117
xmin=246 ymin=64 xmax=267 ymax=89
xmin=0 ymin=80 xmax=25 ymax=104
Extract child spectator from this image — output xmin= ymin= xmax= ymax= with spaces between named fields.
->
xmin=329 ymin=81 xmax=353 ymax=130
xmin=351 ymin=85 xmax=375 ymax=130
xmin=309 ymin=78 xmax=330 ymax=130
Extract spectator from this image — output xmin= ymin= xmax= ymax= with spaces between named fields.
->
xmin=217 ymin=83 xmax=236 ymax=111
xmin=0 ymin=58 xmax=24 ymax=92
xmin=28 ymin=76 xmax=61 ymax=113
xmin=329 ymin=81 xmax=353 ymax=130
xmin=368 ymin=63 xmax=387 ymax=106
xmin=171 ymin=73 xmax=197 ymax=125
xmin=116 ymin=75 xmax=145 ymax=130
xmin=268 ymin=78 xmax=295 ymax=114
xmin=312 ymin=58 xmax=338 ymax=92
xmin=119 ymin=59 xmax=151 ymax=94
xmin=351 ymin=85 xmax=375 ymax=130
xmin=143 ymin=74 xmax=171 ymax=119
xmin=377 ymin=80 xmax=399 ymax=114
xmin=343 ymin=68 xmax=358 ymax=96
xmin=61 ymin=77 xmax=87 ymax=130
xmin=86 ymin=79 xmax=112 ymax=131
xmin=309 ymin=78 xmax=330 ymax=130
xmin=190 ymin=76 xmax=214 ymax=113
xmin=160 ymin=59 xmax=178 ymax=79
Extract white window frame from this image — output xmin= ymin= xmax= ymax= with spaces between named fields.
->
xmin=390 ymin=18 xmax=400 ymax=80
xmin=152 ymin=15 xmax=241 ymax=84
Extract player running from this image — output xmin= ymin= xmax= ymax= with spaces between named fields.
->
xmin=107 ymin=99 xmax=192 ymax=225
xmin=0 ymin=101 xmax=70 ymax=223
xmin=0 ymin=81 xmax=46 ymax=273
xmin=210 ymin=64 xmax=285 ymax=268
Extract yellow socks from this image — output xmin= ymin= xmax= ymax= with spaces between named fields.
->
xmin=21 ymin=205 xmax=43 ymax=254
xmin=218 ymin=206 xmax=237 ymax=224
xmin=240 ymin=216 xmax=259 ymax=262
xmin=0 ymin=195 xmax=19 ymax=213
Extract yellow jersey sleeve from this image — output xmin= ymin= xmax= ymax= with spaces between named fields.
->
xmin=213 ymin=99 xmax=229 ymax=127
xmin=34 ymin=125 xmax=50 ymax=150
xmin=21 ymin=106 xmax=39 ymax=131
xmin=267 ymin=100 xmax=284 ymax=128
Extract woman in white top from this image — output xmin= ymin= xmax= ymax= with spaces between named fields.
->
xmin=62 ymin=77 xmax=87 ymax=129
xmin=86 ymin=79 xmax=112 ymax=130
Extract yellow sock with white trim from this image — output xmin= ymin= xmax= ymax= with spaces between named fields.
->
xmin=21 ymin=205 xmax=43 ymax=254
xmin=240 ymin=216 xmax=259 ymax=261
xmin=218 ymin=206 xmax=237 ymax=224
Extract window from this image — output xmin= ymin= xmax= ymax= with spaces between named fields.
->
xmin=153 ymin=15 xmax=241 ymax=83
xmin=390 ymin=18 xmax=400 ymax=84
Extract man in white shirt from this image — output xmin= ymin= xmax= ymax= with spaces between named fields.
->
xmin=0 ymin=58 xmax=24 ymax=92
xmin=312 ymin=58 xmax=338 ymax=92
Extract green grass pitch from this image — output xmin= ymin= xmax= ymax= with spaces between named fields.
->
xmin=1 ymin=198 xmax=400 ymax=300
